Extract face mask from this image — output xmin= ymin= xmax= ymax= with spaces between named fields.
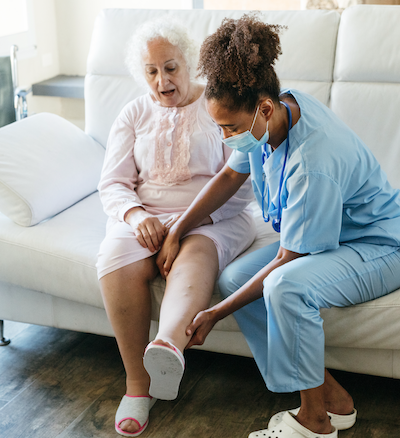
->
xmin=222 ymin=105 xmax=269 ymax=153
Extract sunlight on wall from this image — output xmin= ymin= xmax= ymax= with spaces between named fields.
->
xmin=55 ymin=0 xmax=194 ymax=76
xmin=0 ymin=0 xmax=29 ymax=37
xmin=203 ymin=0 xmax=301 ymax=10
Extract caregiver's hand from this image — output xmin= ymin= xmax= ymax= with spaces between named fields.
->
xmin=156 ymin=228 xmax=181 ymax=279
xmin=125 ymin=207 xmax=167 ymax=252
xmin=156 ymin=215 xmax=213 ymax=278
xmin=185 ymin=308 xmax=219 ymax=349
xmin=163 ymin=213 xmax=181 ymax=230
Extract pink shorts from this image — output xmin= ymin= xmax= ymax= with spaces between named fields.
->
xmin=96 ymin=210 xmax=256 ymax=280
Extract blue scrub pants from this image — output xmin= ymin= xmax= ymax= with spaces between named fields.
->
xmin=218 ymin=241 xmax=400 ymax=393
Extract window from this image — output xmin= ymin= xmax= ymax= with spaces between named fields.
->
xmin=0 ymin=0 xmax=36 ymax=58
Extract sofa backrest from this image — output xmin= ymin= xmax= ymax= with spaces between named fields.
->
xmin=331 ymin=5 xmax=400 ymax=189
xmin=85 ymin=6 xmax=400 ymax=190
xmin=85 ymin=8 xmax=340 ymax=148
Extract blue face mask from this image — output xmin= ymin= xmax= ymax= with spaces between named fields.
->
xmin=222 ymin=105 xmax=269 ymax=154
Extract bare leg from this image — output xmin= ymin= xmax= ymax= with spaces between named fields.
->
xmin=154 ymin=235 xmax=219 ymax=352
xmin=323 ymin=369 xmax=354 ymax=414
xmin=100 ymin=257 xmax=158 ymax=433
xmin=296 ymin=369 xmax=354 ymax=434
xmin=297 ymin=386 xmax=333 ymax=434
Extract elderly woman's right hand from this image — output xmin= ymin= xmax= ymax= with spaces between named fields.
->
xmin=125 ymin=207 xmax=167 ymax=252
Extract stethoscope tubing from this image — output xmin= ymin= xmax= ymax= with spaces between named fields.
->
xmin=262 ymin=101 xmax=292 ymax=232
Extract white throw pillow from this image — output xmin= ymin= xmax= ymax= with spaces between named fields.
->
xmin=0 ymin=113 xmax=105 ymax=226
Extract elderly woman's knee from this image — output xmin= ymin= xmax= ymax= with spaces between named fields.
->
xmin=102 ymin=258 xmax=157 ymax=291
xmin=173 ymin=236 xmax=218 ymax=273
xmin=180 ymin=234 xmax=215 ymax=255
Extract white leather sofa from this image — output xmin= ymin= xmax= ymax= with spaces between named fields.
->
xmin=1 ymin=5 xmax=400 ymax=380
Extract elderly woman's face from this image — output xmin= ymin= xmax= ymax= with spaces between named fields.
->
xmin=142 ymin=38 xmax=191 ymax=107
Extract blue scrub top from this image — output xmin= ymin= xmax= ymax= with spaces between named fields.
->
xmin=227 ymin=89 xmax=400 ymax=261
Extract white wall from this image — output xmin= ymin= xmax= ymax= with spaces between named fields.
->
xmin=18 ymin=0 xmax=59 ymax=85
xmin=55 ymin=0 xmax=193 ymax=76
xmin=19 ymin=0 xmax=193 ymax=128
xmin=17 ymin=0 xmax=64 ymax=124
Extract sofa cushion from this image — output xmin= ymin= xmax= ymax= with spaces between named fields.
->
xmin=1 ymin=191 xmax=400 ymax=349
xmin=334 ymin=5 xmax=400 ymax=84
xmin=0 ymin=113 xmax=105 ymax=226
xmin=0 ymin=192 xmax=277 ymax=332
xmin=0 ymin=192 xmax=106 ymax=308
xmin=86 ymin=8 xmax=340 ymax=147
xmin=331 ymin=5 xmax=400 ymax=190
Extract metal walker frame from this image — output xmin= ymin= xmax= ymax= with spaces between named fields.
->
xmin=10 ymin=45 xmax=31 ymax=121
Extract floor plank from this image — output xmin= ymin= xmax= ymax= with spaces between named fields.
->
xmin=1 ymin=320 xmax=30 ymax=338
xmin=1 ymin=321 xmax=400 ymax=437
xmin=0 ymin=325 xmax=87 ymax=402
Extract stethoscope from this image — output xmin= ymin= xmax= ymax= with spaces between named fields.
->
xmin=262 ymin=101 xmax=292 ymax=233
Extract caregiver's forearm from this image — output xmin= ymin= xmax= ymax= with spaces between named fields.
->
xmin=172 ymin=164 xmax=249 ymax=238
xmin=210 ymin=247 xmax=307 ymax=321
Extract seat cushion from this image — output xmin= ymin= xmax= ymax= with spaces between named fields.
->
xmin=1 ymin=192 xmax=400 ymax=347
xmin=0 ymin=192 xmax=106 ymax=308
xmin=0 ymin=194 xmax=271 ymax=332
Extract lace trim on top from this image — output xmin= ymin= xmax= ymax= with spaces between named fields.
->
xmin=147 ymin=94 xmax=201 ymax=186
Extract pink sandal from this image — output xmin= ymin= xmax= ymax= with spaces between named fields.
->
xmin=143 ymin=342 xmax=185 ymax=400
xmin=115 ymin=395 xmax=156 ymax=437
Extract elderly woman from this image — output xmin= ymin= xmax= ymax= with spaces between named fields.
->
xmin=96 ymin=18 xmax=255 ymax=437
xmin=158 ymin=14 xmax=400 ymax=438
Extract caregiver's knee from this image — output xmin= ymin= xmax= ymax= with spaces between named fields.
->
xmin=218 ymin=263 xmax=244 ymax=298
xmin=263 ymin=268 xmax=310 ymax=307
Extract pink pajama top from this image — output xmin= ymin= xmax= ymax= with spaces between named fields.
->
xmin=98 ymin=91 xmax=254 ymax=225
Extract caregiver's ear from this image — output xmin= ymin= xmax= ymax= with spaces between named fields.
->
xmin=258 ymin=98 xmax=274 ymax=121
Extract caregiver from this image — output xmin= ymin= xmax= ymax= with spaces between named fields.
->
xmin=157 ymin=13 xmax=400 ymax=438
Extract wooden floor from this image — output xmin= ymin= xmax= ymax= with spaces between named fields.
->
xmin=1 ymin=321 xmax=400 ymax=438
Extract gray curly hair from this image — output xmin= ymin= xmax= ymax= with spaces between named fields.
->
xmin=125 ymin=17 xmax=199 ymax=86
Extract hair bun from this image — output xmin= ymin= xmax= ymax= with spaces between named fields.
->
xmin=199 ymin=13 xmax=285 ymax=95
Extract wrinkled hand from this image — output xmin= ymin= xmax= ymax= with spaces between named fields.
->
xmin=185 ymin=309 xmax=218 ymax=349
xmin=156 ymin=230 xmax=181 ymax=279
xmin=126 ymin=208 xmax=167 ymax=252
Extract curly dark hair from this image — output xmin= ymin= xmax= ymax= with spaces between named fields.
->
xmin=198 ymin=13 xmax=286 ymax=113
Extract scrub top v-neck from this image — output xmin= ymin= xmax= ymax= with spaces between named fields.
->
xmin=227 ymin=88 xmax=400 ymax=261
